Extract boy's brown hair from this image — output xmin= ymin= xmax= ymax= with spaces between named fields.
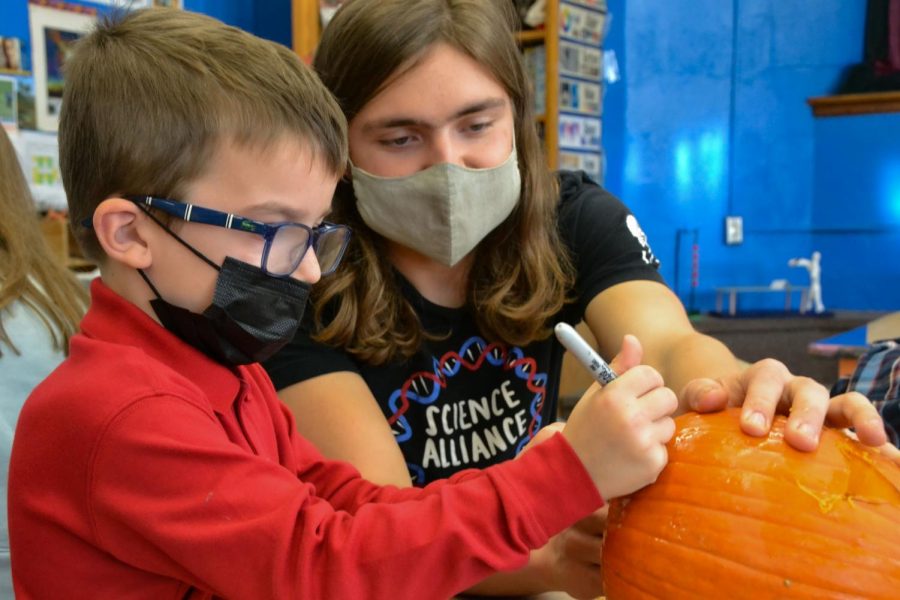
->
xmin=60 ymin=7 xmax=348 ymax=261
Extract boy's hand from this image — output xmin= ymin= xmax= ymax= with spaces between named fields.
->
xmin=563 ymin=335 xmax=678 ymax=500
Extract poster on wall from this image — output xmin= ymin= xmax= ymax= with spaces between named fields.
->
xmin=85 ymin=1 xmax=153 ymax=7
xmin=0 ymin=76 xmax=17 ymax=134
xmin=558 ymin=114 xmax=602 ymax=151
xmin=564 ymin=0 xmax=607 ymax=9
xmin=560 ymin=41 xmax=601 ymax=80
xmin=559 ymin=2 xmax=608 ymax=46
xmin=560 ymin=78 xmax=602 ymax=116
xmin=15 ymin=76 xmax=37 ymax=131
xmin=89 ymin=1 xmax=182 ymax=7
xmin=559 ymin=150 xmax=603 ymax=182
xmin=17 ymin=130 xmax=67 ymax=211
xmin=28 ymin=2 xmax=97 ymax=132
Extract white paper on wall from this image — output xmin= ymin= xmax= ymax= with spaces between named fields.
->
xmin=560 ymin=77 xmax=602 ymax=116
xmin=558 ymin=114 xmax=602 ymax=151
xmin=17 ymin=129 xmax=67 ymax=211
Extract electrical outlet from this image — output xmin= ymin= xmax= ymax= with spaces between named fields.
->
xmin=725 ymin=216 xmax=743 ymax=245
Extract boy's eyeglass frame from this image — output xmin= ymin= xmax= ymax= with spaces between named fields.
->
xmin=123 ymin=195 xmax=351 ymax=277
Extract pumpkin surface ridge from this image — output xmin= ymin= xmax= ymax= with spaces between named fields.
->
xmin=656 ymin=458 xmax=848 ymax=489
xmin=603 ymin=529 xmax=877 ymax=599
xmin=617 ymin=512 xmax=900 ymax=585
xmin=601 ymin=572 xmax=667 ymax=599
xmin=629 ymin=482 xmax=900 ymax=556
xmin=634 ymin=504 xmax=900 ymax=566
xmin=635 ymin=486 xmax=900 ymax=539
xmin=634 ymin=486 xmax=898 ymax=535
xmin=603 ymin=529 xmax=891 ymax=600
xmin=602 ymin=411 xmax=900 ymax=599
xmin=652 ymin=461 xmax=900 ymax=524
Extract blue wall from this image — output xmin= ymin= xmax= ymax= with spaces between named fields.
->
xmin=4 ymin=0 xmax=898 ymax=311
xmin=811 ymin=113 xmax=900 ymax=310
xmin=0 ymin=0 xmax=292 ymax=68
xmin=603 ymin=0 xmax=898 ymax=312
xmin=188 ymin=0 xmax=291 ymax=47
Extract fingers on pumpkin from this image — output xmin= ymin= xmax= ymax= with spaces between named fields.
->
xmin=876 ymin=441 xmax=900 ymax=464
xmin=779 ymin=379 xmax=830 ymax=451
xmin=825 ymin=391 xmax=888 ymax=447
xmin=681 ymin=378 xmax=728 ymax=413
xmin=739 ymin=358 xmax=795 ymax=425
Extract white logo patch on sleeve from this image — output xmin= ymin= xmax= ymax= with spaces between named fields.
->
xmin=625 ymin=214 xmax=659 ymax=266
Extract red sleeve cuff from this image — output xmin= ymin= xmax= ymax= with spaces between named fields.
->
xmin=489 ymin=432 xmax=603 ymax=546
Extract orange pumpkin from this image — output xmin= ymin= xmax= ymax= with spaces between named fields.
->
xmin=602 ymin=408 xmax=900 ymax=599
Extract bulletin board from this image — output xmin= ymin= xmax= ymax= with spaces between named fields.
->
xmin=27 ymin=2 xmax=97 ymax=132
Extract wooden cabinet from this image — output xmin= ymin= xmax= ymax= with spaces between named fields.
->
xmin=38 ymin=214 xmax=94 ymax=271
xmin=516 ymin=0 xmax=561 ymax=170
xmin=291 ymin=0 xmax=321 ymax=63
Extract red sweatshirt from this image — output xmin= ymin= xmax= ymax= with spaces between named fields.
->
xmin=8 ymin=280 xmax=602 ymax=599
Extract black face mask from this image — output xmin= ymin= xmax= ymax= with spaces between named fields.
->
xmin=137 ymin=208 xmax=310 ymax=366
xmin=142 ymin=257 xmax=309 ymax=365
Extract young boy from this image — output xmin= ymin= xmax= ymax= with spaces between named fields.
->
xmin=7 ymin=8 xmax=676 ymax=598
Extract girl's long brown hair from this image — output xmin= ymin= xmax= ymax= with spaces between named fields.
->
xmin=312 ymin=0 xmax=575 ymax=365
xmin=0 ymin=128 xmax=88 ymax=356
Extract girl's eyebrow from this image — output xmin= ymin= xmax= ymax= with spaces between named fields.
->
xmin=362 ymin=98 xmax=507 ymax=132
xmin=453 ymin=98 xmax=507 ymax=118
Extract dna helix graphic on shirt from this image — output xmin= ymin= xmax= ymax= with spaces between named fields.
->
xmin=386 ymin=336 xmax=548 ymax=484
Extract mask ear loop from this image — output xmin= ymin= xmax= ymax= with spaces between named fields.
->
xmin=137 ymin=269 xmax=164 ymax=299
xmin=133 ymin=202 xmax=220 ymax=298
xmin=136 ymin=203 xmax=220 ymax=271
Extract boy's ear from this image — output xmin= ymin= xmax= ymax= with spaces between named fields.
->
xmin=92 ymin=197 xmax=153 ymax=269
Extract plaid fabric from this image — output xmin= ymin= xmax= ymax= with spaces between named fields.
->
xmin=845 ymin=339 xmax=900 ymax=447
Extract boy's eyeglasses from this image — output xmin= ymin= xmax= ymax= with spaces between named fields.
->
xmin=125 ymin=195 xmax=351 ymax=277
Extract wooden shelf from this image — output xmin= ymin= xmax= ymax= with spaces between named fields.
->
xmin=67 ymin=257 xmax=97 ymax=271
xmin=808 ymin=91 xmax=900 ymax=118
xmin=39 ymin=214 xmax=96 ymax=272
xmin=292 ymin=0 xmax=320 ymax=63
xmin=0 ymin=68 xmax=30 ymax=76
xmin=544 ymin=0 xmax=559 ymax=170
xmin=515 ymin=29 xmax=546 ymax=46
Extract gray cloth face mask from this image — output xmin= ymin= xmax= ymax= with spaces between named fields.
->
xmin=350 ymin=148 xmax=521 ymax=266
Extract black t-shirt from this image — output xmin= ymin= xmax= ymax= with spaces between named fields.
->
xmin=264 ymin=171 xmax=662 ymax=485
